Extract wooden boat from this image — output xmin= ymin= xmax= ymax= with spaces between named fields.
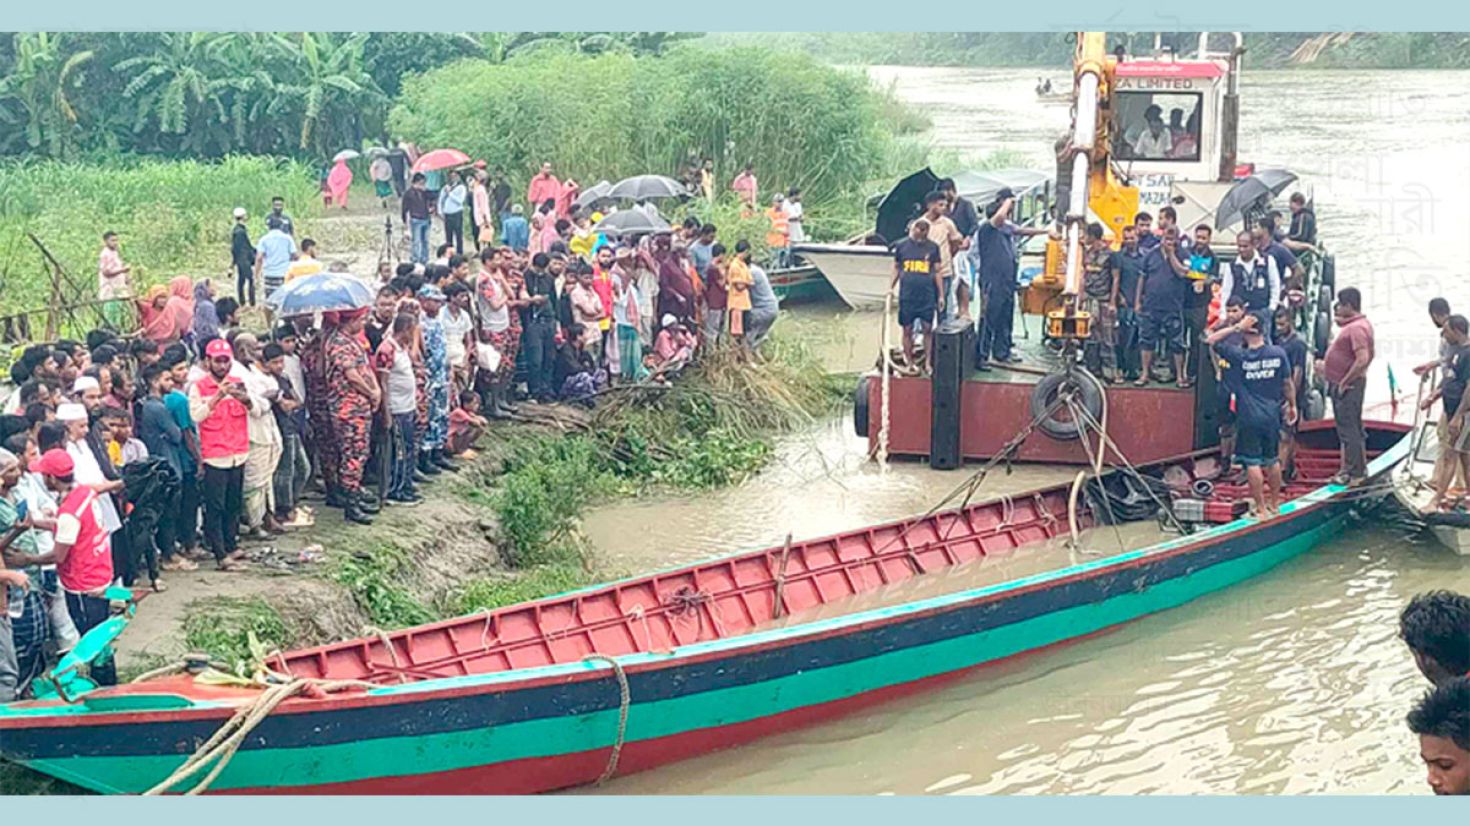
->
xmin=1391 ymin=418 xmax=1470 ymax=555
xmin=0 ymin=420 xmax=1409 ymax=794
xmin=765 ymin=263 xmax=837 ymax=304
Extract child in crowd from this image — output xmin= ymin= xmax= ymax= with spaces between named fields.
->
xmin=447 ymin=391 xmax=489 ymax=459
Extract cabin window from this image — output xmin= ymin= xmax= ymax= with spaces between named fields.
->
xmin=1113 ymin=91 xmax=1203 ymax=162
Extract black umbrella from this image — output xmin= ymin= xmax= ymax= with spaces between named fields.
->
xmin=1215 ymin=168 xmax=1299 ymax=230
xmin=608 ymin=174 xmax=688 ymax=200
xmin=874 ymin=167 xmax=941 ymax=247
xmin=591 ymin=209 xmax=671 ymax=236
xmin=574 ymin=180 xmax=613 ymax=210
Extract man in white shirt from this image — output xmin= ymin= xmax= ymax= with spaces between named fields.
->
xmin=783 ymin=188 xmax=806 ymax=245
xmin=437 ymin=170 xmax=468 ymax=256
xmin=1131 ymin=106 xmax=1174 ymax=159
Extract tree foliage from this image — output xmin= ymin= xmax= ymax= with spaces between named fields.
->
xmin=389 ymin=47 xmax=895 ymax=204
xmin=0 ymin=31 xmax=709 ymax=162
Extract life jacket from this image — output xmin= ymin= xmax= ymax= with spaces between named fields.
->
xmin=1231 ymin=257 xmax=1272 ymax=311
xmin=194 ymin=373 xmax=249 ymax=459
xmin=765 ymin=207 xmax=789 ymax=248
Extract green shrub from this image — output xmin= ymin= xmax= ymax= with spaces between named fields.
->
xmin=182 ymin=597 xmax=291 ymax=671
xmin=456 ymin=564 xmax=594 ymax=613
xmin=330 ymin=542 xmax=434 ymax=629
xmin=389 ymin=48 xmax=900 ymax=205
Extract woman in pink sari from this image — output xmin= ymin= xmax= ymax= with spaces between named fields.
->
xmin=163 ymin=276 xmax=195 ymax=344
xmin=137 ymin=285 xmax=173 ymax=343
xmin=327 ymin=159 xmax=353 ymax=209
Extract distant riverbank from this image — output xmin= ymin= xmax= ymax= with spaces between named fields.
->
xmin=703 ymin=32 xmax=1470 ymax=71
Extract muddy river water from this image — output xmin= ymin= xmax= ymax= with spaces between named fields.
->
xmin=579 ymin=66 xmax=1470 ymax=794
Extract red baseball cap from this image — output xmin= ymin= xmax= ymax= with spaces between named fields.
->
xmin=205 ymin=339 xmax=234 ymax=359
xmin=29 ymin=448 xmax=74 ymax=477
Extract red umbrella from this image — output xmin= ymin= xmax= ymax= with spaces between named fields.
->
xmin=410 ymin=148 xmax=471 ymax=174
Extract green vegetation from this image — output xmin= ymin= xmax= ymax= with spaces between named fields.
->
xmin=330 ymin=542 xmax=435 ymax=629
xmin=480 ymin=331 xmax=844 ymax=571
xmin=456 ymin=563 xmax=595 ymax=614
xmin=390 ymin=48 xmax=911 ymax=206
xmin=0 ymin=32 xmax=709 ymax=161
xmin=0 ymin=156 xmax=319 ymax=316
xmin=182 ymin=596 xmax=291 ymax=671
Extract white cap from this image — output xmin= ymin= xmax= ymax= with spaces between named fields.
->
xmin=56 ymin=402 xmax=88 ymax=422
xmin=233 ymin=207 xmax=247 ymax=219
xmin=72 ymin=376 xmax=99 ymax=394
xmin=661 ymin=313 xmax=677 ymax=329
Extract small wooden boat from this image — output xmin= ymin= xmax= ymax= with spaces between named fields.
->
xmin=765 ymin=263 xmax=836 ymax=304
xmin=0 ymin=420 xmax=1409 ymax=794
xmin=1391 ymin=418 xmax=1470 ymax=555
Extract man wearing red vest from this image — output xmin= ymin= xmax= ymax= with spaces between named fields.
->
xmin=25 ymin=448 xmax=118 ymax=685
xmin=188 ymin=339 xmax=252 ymax=570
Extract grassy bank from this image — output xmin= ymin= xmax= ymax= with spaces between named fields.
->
xmin=0 ymin=155 xmax=320 ymax=316
xmin=455 ymin=328 xmax=846 ymax=612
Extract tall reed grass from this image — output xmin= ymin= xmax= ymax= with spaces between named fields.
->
xmin=0 ymin=156 xmax=319 ymax=314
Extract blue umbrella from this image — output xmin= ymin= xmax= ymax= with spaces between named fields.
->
xmin=265 ymin=272 xmax=374 ymax=316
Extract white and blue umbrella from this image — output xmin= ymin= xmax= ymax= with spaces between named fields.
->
xmin=265 ymin=272 xmax=374 ymax=316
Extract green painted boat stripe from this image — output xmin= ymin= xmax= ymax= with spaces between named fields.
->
xmin=30 ymin=517 xmax=1337 ymax=793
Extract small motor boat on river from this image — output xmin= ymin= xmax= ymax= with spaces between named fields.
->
xmin=0 ymin=420 xmax=1410 ymax=794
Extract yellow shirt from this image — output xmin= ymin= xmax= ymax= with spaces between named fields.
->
xmin=286 ymin=257 xmax=323 ymax=282
xmin=726 ymin=257 xmax=753 ymax=312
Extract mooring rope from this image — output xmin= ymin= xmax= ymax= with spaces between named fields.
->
xmin=581 ymin=654 xmax=632 ymax=786
xmin=142 ymin=675 xmax=378 ymax=796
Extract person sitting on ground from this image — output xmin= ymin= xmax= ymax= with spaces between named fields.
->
xmin=447 ymin=390 xmax=489 ymax=459
xmin=1205 ymin=312 xmax=1294 ymax=517
xmin=1400 ymin=590 xmax=1470 ymax=686
xmin=890 ymin=217 xmax=942 ymax=374
xmin=650 ymin=314 xmax=697 ymax=382
xmin=1406 ymin=676 xmax=1470 ymax=795
xmin=554 ymin=322 xmax=604 ymax=405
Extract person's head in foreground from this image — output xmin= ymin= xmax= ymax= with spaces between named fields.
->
xmin=1407 ymin=676 xmax=1470 ymax=795
xmin=1401 ymin=590 xmax=1470 ymax=685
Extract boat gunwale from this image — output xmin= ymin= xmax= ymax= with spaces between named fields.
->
xmin=0 ymin=420 xmax=1410 ymax=731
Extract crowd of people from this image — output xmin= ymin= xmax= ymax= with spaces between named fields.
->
xmin=0 ymin=156 xmax=795 ymax=699
xmin=887 ymin=180 xmax=1379 ymax=518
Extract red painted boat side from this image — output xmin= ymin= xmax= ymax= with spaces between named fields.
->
xmin=224 ymin=622 xmax=1132 ymax=795
xmin=867 ymin=375 xmax=1198 ymax=464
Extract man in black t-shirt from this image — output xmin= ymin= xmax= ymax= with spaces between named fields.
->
xmin=1207 ymin=313 xmax=1295 ymax=517
xmin=1273 ymin=307 xmax=1310 ymax=477
xmin=1431 ymin=314 xmax=1470 ymax=511
xmin=890 ymin=218 xmax=943 ymax=374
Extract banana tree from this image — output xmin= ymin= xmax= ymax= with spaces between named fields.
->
xmin=113 ymin=32 xmax=240 ymax=155
xmin=268 ymin=32 xmax=386 ymax=158
xmin=0 ymin=32 xmax=93 ymax=157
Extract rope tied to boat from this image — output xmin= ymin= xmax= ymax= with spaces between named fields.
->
xmin=581 ymin=654 xmax=631 ymax=786
xmin=362 ymin=624 xmax=409 ymax=684
xmin=772 ymin=532 xmax=794 ymax=620
xmin=142 ymin=675 xmax=378 ymax=796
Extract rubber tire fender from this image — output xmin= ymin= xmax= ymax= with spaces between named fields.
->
xmin=1030 ymin=368 xmax=1104 ymax=442
xmin=1320 ymin=254 xmax=1335 ymax=291
xmin=853 ymin=374 xmax=872 ymax=438
xmin=1313 ymin=310 xmax=1331 ymax=359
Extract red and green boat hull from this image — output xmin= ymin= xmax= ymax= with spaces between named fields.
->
xmin=0 ymin=435 xmax=1402 ymax=795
